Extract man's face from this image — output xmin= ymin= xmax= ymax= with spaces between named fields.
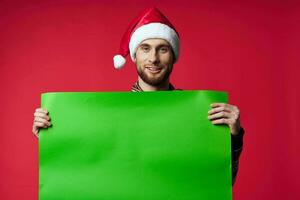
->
xmin=134 ymin=38 xmax=174 ymax=86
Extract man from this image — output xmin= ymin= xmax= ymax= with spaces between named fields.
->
xmin=32 ymin=6 xmax=244 ymax=184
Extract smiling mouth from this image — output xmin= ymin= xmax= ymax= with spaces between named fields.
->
xmin=145 ymin=66 xmax=162 ymax=74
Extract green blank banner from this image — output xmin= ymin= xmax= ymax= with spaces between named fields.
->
xmin=39 ymin=91 xmax=231 ymax=200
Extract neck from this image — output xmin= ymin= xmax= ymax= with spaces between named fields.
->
xmin=137 ymin=77 xmax=170 ymax=91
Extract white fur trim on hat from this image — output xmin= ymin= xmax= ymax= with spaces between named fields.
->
xmin=129 ymin=23 xmax=180 ymax=62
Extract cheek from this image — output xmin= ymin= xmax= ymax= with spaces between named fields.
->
xmin=135 ymin=53 xmax=147 ymax=65
xmin=160 ymin=54 xmax=173 ymax=66
xmin=135 ymin=57 xmax=145 ymax=71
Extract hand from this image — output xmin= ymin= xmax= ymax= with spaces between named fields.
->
xmin=208 ymin=103 xmax=241 ymax=136
xmin=32 ymin=108 xmax=51 ymax=138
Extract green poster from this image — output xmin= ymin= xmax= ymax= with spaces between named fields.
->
xmin=39 ymin=91 xmax=231 ymax=200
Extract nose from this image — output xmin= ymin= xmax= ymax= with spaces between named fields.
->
xmin=148 ymin=49 xmax=159 ymax=64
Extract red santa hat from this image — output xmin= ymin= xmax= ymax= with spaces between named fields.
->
xmin=113 ymin=6 xmax=180 ymax=69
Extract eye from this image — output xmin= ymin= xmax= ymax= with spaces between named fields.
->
xmin=141 ymin=46 xmax=150 ymax=52
xmin=159 ymin=46 xmax=169 ymax=53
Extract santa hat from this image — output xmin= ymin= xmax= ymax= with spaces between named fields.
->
xmin=113 ymin=6 xmax=180 ymax=69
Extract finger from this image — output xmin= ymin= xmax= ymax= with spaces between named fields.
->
xmin=35 ymin=108 xmax=48 ymax=114
xmin=32 ymin=126 xmax=40 ymax=137
xmin=211 ymin=103 xmax=236 ymax=113
xmin=208 ymin=106 xmax=231 ymax=115
xmin=34 ymin=121 xmax=49 ymax=128
xmin=32 ymin=130 xmax=39 ymax=138
xmin=208 ymin=111 xmax=232 ymax=120
xmin=210 ymin=103 xmax=226 ymax=108
xmin=34 ymin=118 xmax=51 ymax=127
xmin=34 ymin=118 xmax=51 ymax=126
xmin=34 ymin=112 xmax=50 ymax=120
xmin=32 ymin=126 xmax=39 ymax=134
xmin=211 ymin=118 xmax=234 ymax=125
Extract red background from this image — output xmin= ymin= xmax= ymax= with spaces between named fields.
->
xmin=0 ymin=0 xmax=299 ymax=199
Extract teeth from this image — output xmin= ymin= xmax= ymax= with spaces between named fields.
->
xmin=147 ymin=67 xmax=161 ymax=71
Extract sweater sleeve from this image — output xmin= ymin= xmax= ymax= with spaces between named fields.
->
xmin=231 ymin=127 xmax=245 ymax=185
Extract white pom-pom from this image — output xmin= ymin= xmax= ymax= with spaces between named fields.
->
xmin=113 ymin=55 xmax=126 ymax=69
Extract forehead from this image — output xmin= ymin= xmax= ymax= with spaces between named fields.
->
xmin=140 ymin=38 xmax=170 ymax=46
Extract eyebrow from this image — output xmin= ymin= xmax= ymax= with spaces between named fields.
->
xmin=139 ymin=43 xmax=150 ymax=47
xmin=139 ymin=43 xmax=171 ymax=48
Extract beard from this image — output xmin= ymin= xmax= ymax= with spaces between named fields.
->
xmin=136 ymin=64 xmax=173 ymax=87
xmin=137 ymin=66 xmax=173 ymax=86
